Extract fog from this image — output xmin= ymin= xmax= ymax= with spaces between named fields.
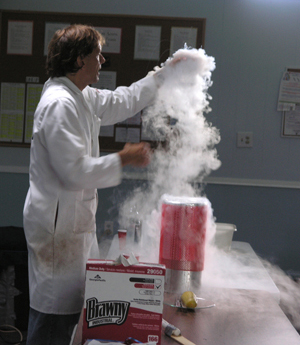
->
xmin=102 ymin=46 xmax=300 ymax=331
xmin=117 ymin=47 xmax=220 ymax=262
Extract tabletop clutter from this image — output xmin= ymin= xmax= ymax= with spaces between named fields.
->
xmin=81 ymin=195 xmax=236 ymax=345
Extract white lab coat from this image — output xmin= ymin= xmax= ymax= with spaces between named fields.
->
xmin=23 ymin=75 xmax=157 ymax=314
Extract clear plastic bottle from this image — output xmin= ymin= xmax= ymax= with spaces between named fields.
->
xmin=127 ymin=205 xmax=142 ymax=247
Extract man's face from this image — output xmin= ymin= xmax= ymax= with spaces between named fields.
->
xmin=81 ymin=44 xmax=105 ymax=85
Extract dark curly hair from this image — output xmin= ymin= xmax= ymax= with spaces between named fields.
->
xmin=46 ymin=24 xmax=105 ymax=78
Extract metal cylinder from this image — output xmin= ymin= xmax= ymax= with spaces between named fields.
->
xmin=164 ymin=269 xmax=202 ymax=294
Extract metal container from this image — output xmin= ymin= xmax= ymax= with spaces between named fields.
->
xmin=159 ymin=194 xmax=209 ymax=293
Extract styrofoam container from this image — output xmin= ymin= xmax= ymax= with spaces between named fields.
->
xmin=214 ymin=223 xmax=237 ymax=251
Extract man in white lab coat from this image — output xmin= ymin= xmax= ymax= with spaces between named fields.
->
xmin=23 ymin=24 xmax=161 ymax=345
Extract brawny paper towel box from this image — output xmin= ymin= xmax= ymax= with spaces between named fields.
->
xmin=82 ymin=260 xmax=165 ymax=344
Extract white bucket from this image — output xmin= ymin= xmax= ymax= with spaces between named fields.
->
xmin=214 ymin=223 xmax=237 ymax=251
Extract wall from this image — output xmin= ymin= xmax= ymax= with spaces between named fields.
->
xmin=1 ymin=0 xmax=300 ymax=273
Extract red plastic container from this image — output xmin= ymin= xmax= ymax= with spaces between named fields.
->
xmin=159 ymin=195 xmax=208 ymax=272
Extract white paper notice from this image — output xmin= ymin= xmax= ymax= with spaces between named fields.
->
xmin=115 ymin=127 xmax=140 ymax=143
xmin=95 ymin=27 xmax=122 ymax=54
xmin=277 ymin=71 xmax=300 ymax=111
xmin=115 ymin=127 xmax=127 ymax=142
xmin=100 ymin=125 xmax=114 ymax=137
xmin=93 ymin=71 xmax=117 ymax=91
xmin=7 ymin=21 xmax=33 ymax=55
xmin=44 ymin=22 xmax=70 ymax=55
xmin=134 ymin=26 xmax=161 ymax=60
xmin=25 ymin=84 xmax=43 ymax=143
xmin=282 ymin=105 xmax=300 ymax=137
xmin=170 ymin=27 xmax=198 ymax=55
xmin=0 ymin=83 xmax=25 ymax=142
xmin=127 ymin=128 xmax=140 ymax=143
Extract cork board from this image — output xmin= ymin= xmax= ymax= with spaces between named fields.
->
xmin=0 ymin=10 xmax=206 ymax=150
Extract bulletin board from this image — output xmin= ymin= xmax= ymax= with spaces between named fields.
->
xmin=0 ymin=10 xmax=206 ymax=151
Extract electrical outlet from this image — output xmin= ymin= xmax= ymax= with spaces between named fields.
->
xmin=104 ymin=221 xmax=113 ymax=235
xmin=237 ymin=132 xmax=253 ymax=148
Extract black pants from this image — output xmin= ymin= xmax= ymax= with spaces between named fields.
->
xmin=26 ymin=307 xmax=81 ymax=345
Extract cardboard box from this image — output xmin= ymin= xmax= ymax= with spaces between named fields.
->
xmin=82 ymin=260 xmax=165 ymax=344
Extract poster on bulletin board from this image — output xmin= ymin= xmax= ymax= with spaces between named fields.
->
xmin=279 ymin=68 xmax=300 ymax=138
xmin=282 ymin=105 xmax=300 ymax=138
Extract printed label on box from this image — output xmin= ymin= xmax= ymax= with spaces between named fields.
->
xmin=82 ymin=260 xmax=165 ymax=345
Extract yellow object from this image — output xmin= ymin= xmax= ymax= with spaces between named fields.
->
xmin=181 ymin=291 xmax=197 ymax=308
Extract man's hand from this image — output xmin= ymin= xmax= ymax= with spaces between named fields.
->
xmin=118 ymin=142 xmax=152 ymax=167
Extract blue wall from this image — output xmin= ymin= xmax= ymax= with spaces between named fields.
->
xmin=1 ymin=0 xmax=300 ymax=273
